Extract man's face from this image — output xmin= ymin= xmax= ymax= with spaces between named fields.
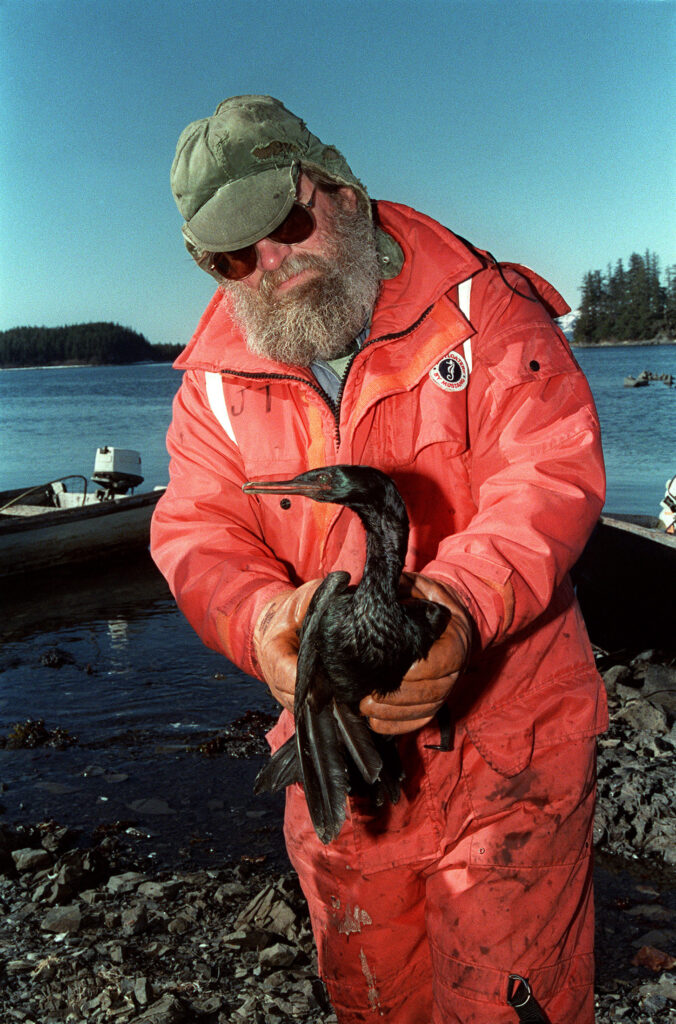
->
xmin=220 ymin=174 xmax=380 ymax=366
xmin=235 ymin=176 xmax=348 ymax=296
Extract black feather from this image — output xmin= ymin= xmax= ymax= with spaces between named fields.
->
xmin=245 ymin=465 xmax=450 ymax=844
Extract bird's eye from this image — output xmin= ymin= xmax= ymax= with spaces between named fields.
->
xmin=318 ymin=473 xmax=331 ymax=485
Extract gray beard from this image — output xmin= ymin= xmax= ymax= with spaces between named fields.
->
xmin=221 ymin=197 xmax=380 ymax=366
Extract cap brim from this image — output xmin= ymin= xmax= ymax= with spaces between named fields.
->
xmin=182 ymin=165 xmax=298 ymax=251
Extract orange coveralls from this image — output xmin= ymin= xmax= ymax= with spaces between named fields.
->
xmin=151 ymin=201 xmax=608 ymax=1022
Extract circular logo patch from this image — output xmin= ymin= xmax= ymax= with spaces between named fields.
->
xmin=429 ymin=351 xmax=469 ymax=392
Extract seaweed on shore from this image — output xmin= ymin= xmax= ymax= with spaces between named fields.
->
xmin=0 ymin=718 xmax=77 ymax=750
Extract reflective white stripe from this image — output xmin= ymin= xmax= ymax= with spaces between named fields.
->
xmin=205 ymin=371 xmax=237 ymax=446
xmin=458 ymin=277 xmax=472 ymax=319
xmin=462 ymin=338 xmax=473 ymax=373
xmin=458 ymin=277 xmax=473 ymax=373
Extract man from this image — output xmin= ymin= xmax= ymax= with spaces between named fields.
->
xmin=151 ymin=95 xmax=607 ymax=1023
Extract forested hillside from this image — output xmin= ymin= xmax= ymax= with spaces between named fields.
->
xmin=0 ymin=323 xmax=182 ymax=368
xmin=574 ymin=252 xmax=676 ymax=345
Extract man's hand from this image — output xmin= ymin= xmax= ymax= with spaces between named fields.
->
xmin=252 ymin=580 xmax=322 ymax=712
xmin=359 ymin=573 xmax=473 ymax=735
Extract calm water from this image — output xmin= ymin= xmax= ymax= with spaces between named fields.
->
xmin=574 ymin=344 xmax=675 ymax=514
xmin=0 ymin=345 xmax=674 ymax=511
xmin=0 ymin=347 xmax=674 ymax=864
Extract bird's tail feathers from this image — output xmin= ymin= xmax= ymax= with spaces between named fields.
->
xmin=253 ymin=735 xmax=301 ymax=794
xmin=377 ymin=735 xmax=405 ymax=804
xmin=297 ymin=703 xmax=350 ymax=845
xmin=254 ymin=705 xmax=404 ymax=843
xmin=332 ymin=702 xmax=382 ymax=785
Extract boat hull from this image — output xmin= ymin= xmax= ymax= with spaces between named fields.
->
xmin=0 ymin=490 xmax=163 ymax=578
xmin=573 ymin=514 xmax=676 ymax=653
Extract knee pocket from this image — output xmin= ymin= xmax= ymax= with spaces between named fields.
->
xmin=431 ymin=945 xmax=595 ymax=1016
xmin=462 ymin=736 xmax=596 ymax=868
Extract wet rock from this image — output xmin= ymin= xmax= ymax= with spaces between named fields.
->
xmin=138 ymin=878 xmax=182 ymax=900
xmin=259 ymin=940 xmax=297 ymax=968
xmin=135 ymin=993 xmax=188 ymax=1023
xmin=235 ymin=880 xmax=299 ymax=940
xmin=194 ymin=709 xmax=278 ymax=758
xmin=39 ymin=646 xmax=76 ymax=668
xmin=40 ymin=902 xmax=82 ymax=933
xmin=121 ymin=901 xmax=148 ymax=935
xmin=130 ymin=797 xmax=173 ymax=815
xmin=640 ymin=663 xmax=676 ymax=715
xmin=602 ymin=663 xmax=633 ymax=695
xmin=106 ymin=870 xmax=148 ymax=893
xmin=11 ymin=846 xmax=52 ymax=873
xmin=595 ymin=648 xmax=676 ymax=869
xmin=134 ymin=975 xmax=152 ymax=1005
xmin=632 ymin=945 xmax=676 ymax=970
xmin=615 ymin=698 xmax=669 ymax=734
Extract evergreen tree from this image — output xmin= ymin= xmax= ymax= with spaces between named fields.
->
xmin=574 ymin=270 xmax=606 ymax=343
xmin=0 ymin=323 xmax=183 ymax=368
xmin=574 ymin=252 xmax=674 ymax=343
xmin=665 ymin=265 xmax=676 ymax=335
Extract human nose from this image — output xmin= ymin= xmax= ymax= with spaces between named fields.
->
xmin=254 ymin=236 xmax=292 ymax=273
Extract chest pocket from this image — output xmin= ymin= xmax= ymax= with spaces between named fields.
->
xmin=385 ymin=370 xmax=470 ymax=468
xmin=357 ymin=280 xmax=475 ymax=469
xmin=205 ymin=372 xmax=320 ymax=479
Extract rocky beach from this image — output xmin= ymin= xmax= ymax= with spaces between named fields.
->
xmin=0 ymin=645 xmax=674 ymax=1023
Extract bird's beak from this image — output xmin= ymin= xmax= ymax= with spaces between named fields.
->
xmin=243 ymin=475 xmax=328 ymax=499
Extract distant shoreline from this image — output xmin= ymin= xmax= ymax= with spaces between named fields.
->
xmin=0 ymin=360 xmax=177 ymax=372
xmin=2 ymin=340 xmax=674 ymax=370
xmin=570 ymin=338 xmax=675 ymax=349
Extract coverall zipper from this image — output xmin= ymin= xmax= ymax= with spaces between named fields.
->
xmin=217 ymin=304 xmax=435 ymax=449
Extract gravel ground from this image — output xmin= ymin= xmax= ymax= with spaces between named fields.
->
xmin=0 ymin=648 xmax=674 ymax=1023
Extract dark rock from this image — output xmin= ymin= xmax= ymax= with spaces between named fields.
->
xmin=602 ymin=664 xmax=633 ymax=695
xmin=106 ymin=870 xmax=148 ymax=893
xmin=641 ymin=663 xmax=676 ymax=714
xmin=11 ymin=846 xmax=52 ymax=873
xmin=121 ymin=901 xmax=148 ymax=935
xmin=40 ymin=903 xmax=82 ymax=933
xmin=138 ymin=879 xmax=182 ymax=899
xmin=130 ymin=797 xmax=173 ymax=815
xmin=235 ymin=881 xmax=298 ymax=940
xmin=39 ymin=646 xmax=76 ymax=668
xmin=135 ymin=993 xmax=188 ymax=1023
xmin=614 ymin=698 xmax=669 ymax=734
xmin=259 ymin=941 xmax=297 ymax=968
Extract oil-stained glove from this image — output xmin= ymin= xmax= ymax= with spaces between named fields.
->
xmin=252 ymin=579 xmax=322 ymax=713
xmin=359 ymin=572 xmax=474 ymax=735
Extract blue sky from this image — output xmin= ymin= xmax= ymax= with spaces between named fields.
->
xmin=1 ymin=0 xmax=674 ymax=348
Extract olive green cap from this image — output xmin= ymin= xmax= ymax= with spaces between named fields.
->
xmin=171 ymin=94 xmax=372 ymax=253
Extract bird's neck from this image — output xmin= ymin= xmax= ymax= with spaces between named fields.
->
xmin=353 ymin=500 xmax=408 ymax=609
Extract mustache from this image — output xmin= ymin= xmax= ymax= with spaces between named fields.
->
xmin=258 ymin=253 xmax=330 ymax=303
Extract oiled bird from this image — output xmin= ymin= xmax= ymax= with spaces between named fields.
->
xmin=242 ymin=465 xmax=450 ymax=844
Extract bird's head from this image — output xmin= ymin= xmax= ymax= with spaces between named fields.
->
xmin=243 ymin=464 xmax=401 ymax=515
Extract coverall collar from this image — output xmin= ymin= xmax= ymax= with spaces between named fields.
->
xmin=174 ymin=201 xmax=484 ymax=376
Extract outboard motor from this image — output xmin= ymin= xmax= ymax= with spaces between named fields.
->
xmin=658 ymin=475 xmax=676 ymax=534
xmin=92 ymin=447 xmax=144 ymax=499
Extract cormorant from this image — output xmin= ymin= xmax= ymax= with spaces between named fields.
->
xmin=242 ymin=465 xmax=450 ymax=844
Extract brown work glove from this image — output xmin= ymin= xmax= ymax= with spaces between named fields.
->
xmin=252 ymin=579 xmax=322 ymax=713
xmin=359 ymin=573 xmax=474 ymax=735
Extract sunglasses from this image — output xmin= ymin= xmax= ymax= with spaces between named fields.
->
xmin=208 ymin=186 xmax=318 ymax=281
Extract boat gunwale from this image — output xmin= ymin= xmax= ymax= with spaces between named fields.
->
xmin=0 ymin=488 xmax=164 ymax=536
xmin=598 ymin=512 xmax=676 ymax=551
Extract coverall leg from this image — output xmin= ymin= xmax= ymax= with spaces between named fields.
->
xmin=284 ymin=732 xmax=597 ymax=1023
